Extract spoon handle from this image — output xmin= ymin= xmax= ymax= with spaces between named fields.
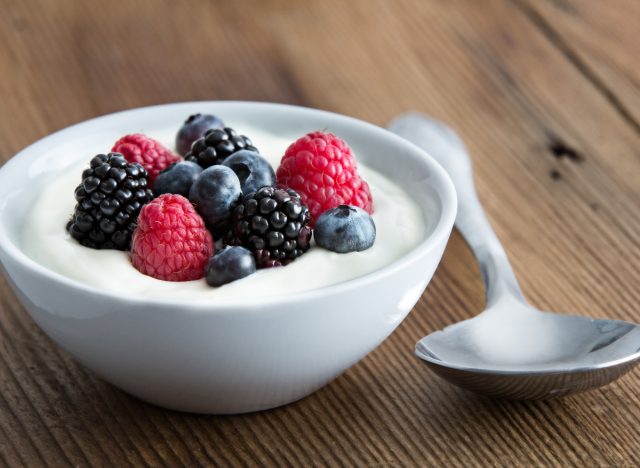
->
xmin=389 ymin=113 xmax=525 ymax=305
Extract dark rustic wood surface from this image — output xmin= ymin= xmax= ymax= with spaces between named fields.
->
xmin=1 ymin=0 xmax=639 ymax=466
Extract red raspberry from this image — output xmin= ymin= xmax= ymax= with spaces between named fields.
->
xmin=112 ymin=134 xmax=181 ymax=185
xmin=276 ymin=131 xmax=373 ymax=224
xmin=131 ymin=194 xmax=213 ymax=282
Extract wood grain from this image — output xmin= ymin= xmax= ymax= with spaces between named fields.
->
xmin=520 ymin=0 xmax=640 ymax=131
xmin=1 ymin=0 xmax=639 ymax=466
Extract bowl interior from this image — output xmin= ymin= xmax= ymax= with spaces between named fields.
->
xmin=0 ymin=101 xmax=456 ymax=304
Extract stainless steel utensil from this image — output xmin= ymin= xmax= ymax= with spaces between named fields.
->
xmin=390 ymin=112 xmax=640 ymax=399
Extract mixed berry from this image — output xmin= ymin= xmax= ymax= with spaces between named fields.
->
xmin=66 ymin=113 xmax=377 ymax=287
xmin=205 ymin=246 xmax=256 ymax=287
xmin=276 ymin=130 xmax=373 ymax=225
xmin=186 ymin=127 xmax=258 ymax=168
xmin=314 ymin=205 xmax=376 ymax=253
xmin=153 ymin=161 xmax=202 ymax=198
xmin=130 ymin=194 xmax=213 ymax=282
xmin=112 ymin=134 xmax=181 ymax=185
xmin=227 ymin=187 xmax=312 ymax=268
xmin=222 ymin=150 xmax=276 ymax=195
xmin=67 ymin=153 xmax=153 ymax=250
xmin=189 ymin=165 xmax=242 ymax=237
xmin=176 ymin=113 xmax=225 ymax=156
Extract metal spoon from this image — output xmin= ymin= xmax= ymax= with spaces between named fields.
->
xmin=389 ymin=112 xmax=640 ymax=399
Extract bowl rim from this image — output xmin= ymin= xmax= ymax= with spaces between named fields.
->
xmin=0 ymin=101 xmax=457 ymax=310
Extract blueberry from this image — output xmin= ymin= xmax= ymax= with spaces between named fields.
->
xmin=205 ymin=246 xmax=256 ymax=286
xmin=176 ymin=113 xmax=225 ymax=156
xmin=153 ymin=161 xmax=203 ymax=197
xmin=222 ymin=150 xmax=276 ymax=194
xmin=189 ymin=165 xmax=241 ymax=233
xmin=314 ymin=205 xmax=376 ymax=253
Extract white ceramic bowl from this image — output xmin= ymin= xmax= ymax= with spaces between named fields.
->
xmin=0 ymin=102 xmax=456 ymax=414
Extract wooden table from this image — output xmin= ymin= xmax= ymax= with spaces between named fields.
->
xmin=1 ymin=0 xmax=639 ymax=466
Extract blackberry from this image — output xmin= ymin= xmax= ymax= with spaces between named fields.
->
xmin=66 ymin=153 xmax=154 ymax=250
xmin=228 ymin=187 xmax=312 ymax=268
xmin=185 ymin=127 xmax=258 ymax=169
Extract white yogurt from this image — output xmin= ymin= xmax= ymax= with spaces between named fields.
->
xmin=22 ymin=127 xmax=426 ymax=301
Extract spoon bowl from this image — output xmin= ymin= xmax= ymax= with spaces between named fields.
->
xmin=390 ymin=113 xmax=640 ymax=399
xmin=416 ymin=299 xmax=640 ymax=399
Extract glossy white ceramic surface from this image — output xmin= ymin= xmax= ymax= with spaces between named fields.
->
xmin=0 ymin=102 xmax=456 ymax=414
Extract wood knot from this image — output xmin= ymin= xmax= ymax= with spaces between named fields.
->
xmin=548 ymin=140 xmax=583 ymax=162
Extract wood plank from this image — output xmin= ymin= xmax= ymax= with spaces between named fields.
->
xmin=0 ymin=0 xmax=639 ymax=466
xmin=519 ymin=0 xmax=640 ymax=132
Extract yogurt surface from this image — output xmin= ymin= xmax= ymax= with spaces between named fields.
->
xmin=22 ymin=126 xmax=427 ymax=301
